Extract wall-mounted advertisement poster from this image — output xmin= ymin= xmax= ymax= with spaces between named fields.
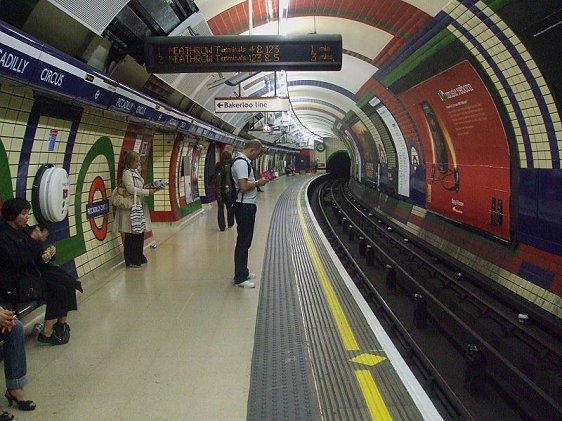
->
xmin=376 ymin=106 xmax=410 ymax=197
xmin=190 ymin=145 xmax=200 ymax=200
xmin=182 ymin=148 xmax=192 ymax=204
xmin=349 ymin=117 xmax=378 ymax=185
xmin=399 ymin=60 xmax=511 ymax=240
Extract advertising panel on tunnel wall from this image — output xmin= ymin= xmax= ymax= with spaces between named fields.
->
xmin=399 ymin=60 xmax=511 ymax=240
xmin=349 ymin=118 xmax=378 ymax=186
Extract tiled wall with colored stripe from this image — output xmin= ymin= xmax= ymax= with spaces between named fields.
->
xmin=443 ymin=1 xmax=560 ymax=171
xmin=348 ymin=1 xmax=562 ymax=318
xmin=351 ymin=180 xmax=562 ymax=319
xmin=152 ymin=133 xmax=175 ymax=215
xmin=0 ymin=84 xmax=201 ymax=279
xmin=0 ymin=85 xmax=123 ymax=277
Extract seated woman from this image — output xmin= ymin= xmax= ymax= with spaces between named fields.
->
xmin=0 ymin=307 xmax=36 ymax=418
xmin=0 ymin=198 xmax=81 ymax=346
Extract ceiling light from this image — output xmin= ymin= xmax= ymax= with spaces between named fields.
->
xmin=225 ymin=72 xmax=258 ymax=86
xmin=206 ymin=75 xmax=226 ymax=89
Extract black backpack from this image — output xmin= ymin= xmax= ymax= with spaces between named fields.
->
xmin=221 ymin=163 xmax=236 ymax=204
xmin=223 ymin=157 xmax=252 ymax=204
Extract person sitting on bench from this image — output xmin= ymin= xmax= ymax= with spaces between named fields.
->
xmin=0 ymin=198 xmax=81 ymax=346
xmin=0 ymin=306 xmax=36 ymax=418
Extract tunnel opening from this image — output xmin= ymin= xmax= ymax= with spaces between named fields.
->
xmin=326 ymin=151 xmax=351 ymax=178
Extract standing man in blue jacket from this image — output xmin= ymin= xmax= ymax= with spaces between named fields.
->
xmin=232 ymin=140 xmax=269 ymax=288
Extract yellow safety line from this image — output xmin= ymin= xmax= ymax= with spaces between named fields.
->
xmin=296 ymin=183 xmax=394 ymax=420
xmin=296 ymin=184 xmax=359 ymax=351
xmin=355 ymin=370 xmax=393 ymax=421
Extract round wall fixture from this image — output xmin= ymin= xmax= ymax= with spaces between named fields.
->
xmin=32 ymin=164 xmax=70 ymax=224
xmin=315 ymin=143 xmax=326 ymax=152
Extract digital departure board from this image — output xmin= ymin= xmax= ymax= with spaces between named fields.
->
xmin=144 ymin=34 xmax=342 ymax=73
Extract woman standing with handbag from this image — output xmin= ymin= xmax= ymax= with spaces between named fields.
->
xmin=113 ymin=151 xmax=158 ymax=268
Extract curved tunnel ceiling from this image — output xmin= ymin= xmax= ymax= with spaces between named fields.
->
xmin=155 ymin=0 xmax=449 ymax=147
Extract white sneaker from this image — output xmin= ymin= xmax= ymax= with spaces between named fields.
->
xmin=236 ymin=280 xmax=255 ymax=288
xmin=247 ymin=273 xmax=256 ymax=280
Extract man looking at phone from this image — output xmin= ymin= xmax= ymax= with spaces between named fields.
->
xmin=232 ymin=140 xmax=269 ymax=288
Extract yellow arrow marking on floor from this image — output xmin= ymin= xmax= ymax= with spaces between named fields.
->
xmin=351 ymin=352 xmax=387 ymax=366
xmin=296 ymin=183 xmax=393 ymax=420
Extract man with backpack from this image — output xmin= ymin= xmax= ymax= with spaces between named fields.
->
xmin=214 ymin=150 xmax=235 ymax=231
xmin=231 ymin=140 xmax=269 ymax=288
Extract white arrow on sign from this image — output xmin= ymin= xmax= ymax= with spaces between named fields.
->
xmin=215 ymin=97 xmax=290 ymax=113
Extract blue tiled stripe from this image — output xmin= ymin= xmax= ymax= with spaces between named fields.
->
xmin=517 ymin=261 xmax=554 ymax=290
xmin=449 ymin=20 xmax=534 ymax=167
xmin=17 ymin=109 xmax=39 ymax=200
xmin=463 ymin=2 xmax=559 ymax=168
xmin=376 ymin=11 xmax=455 ymax=81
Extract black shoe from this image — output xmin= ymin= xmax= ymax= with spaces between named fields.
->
xmin=53 ymin=322 xmax=70 ymax=344
xmin=4 ymin=390 xmax=36 ymax=411
xmin=0 ymin=410 xmax=14 ymax=420
xmin=72 ymin=280 xmax=83 ymax=293
xmin=37 ymin=332 xmax=65 ymax=346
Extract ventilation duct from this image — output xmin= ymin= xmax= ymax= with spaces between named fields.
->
xmin=48 ymin=0 xmax=129 ymax=35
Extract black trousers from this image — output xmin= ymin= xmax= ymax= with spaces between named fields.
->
xmin=217 ymin=200 xmax=235 ymax=231
xmin=233 ymin=203 xmax=257 ymax=283
xmin=41 ymin=266 xmax=78 ymax=320
xmin=124 ymin=232 xmax=146 ymax=266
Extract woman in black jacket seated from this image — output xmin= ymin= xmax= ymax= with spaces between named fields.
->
xmin=0 ymin=198 xmax=82 ymax=346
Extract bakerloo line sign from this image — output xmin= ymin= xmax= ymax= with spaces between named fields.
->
xmin=215 ymin=96 xmax=290 ymax=113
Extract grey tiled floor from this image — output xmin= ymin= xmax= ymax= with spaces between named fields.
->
xmin=14 ymin=175 xmax=295 ymax=420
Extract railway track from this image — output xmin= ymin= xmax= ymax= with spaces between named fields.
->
xmin=309 ymin=176 xmax=562 ymax=421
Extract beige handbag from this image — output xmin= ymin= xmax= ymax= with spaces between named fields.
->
xmin=111 ymin=186 xmax=134 ymax=209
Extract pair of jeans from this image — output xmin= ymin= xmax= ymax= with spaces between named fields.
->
xmin=233 ymin=203 xmax=257 ymax=283
xmin=217 ymin=200 xmax=235 ymax=231
xmin=0 ymin=320 xmax=28 ymax=389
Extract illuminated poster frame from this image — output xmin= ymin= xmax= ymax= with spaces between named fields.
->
xmin=400 ymin=60 xmax=511 ymax=240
